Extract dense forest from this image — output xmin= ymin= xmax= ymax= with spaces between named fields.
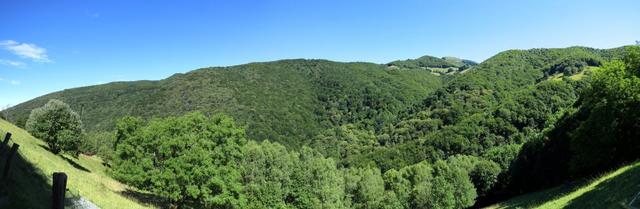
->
xmin=2 ymin=46 xmax=639 ymax=209
xmin=2 ymin=58 xmax=451 ymax=148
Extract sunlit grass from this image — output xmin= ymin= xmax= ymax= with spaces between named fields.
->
xmin=0 ymin=119 xmax=155 ymax=209
xmin=487 ymin=161 xmax=640 ymax=209
xmin=547 ymin=66 xmax=597 ymax=82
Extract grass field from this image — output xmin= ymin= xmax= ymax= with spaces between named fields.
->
xmin=0 ymin=119 xmax=155 ymax=209
xmin=487 ymin=161 xmax=640 ymax=209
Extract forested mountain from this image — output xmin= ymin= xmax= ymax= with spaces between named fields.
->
xmin=3 ymin=46 xmax=638 ymax=209
xmin=318 ymin=47 xmax=625 ymax=170
xmin=2 ymin=59 xmax=446 ymax=147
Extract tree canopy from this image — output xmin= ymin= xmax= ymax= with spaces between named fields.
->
xmin=112 ymin=112 xmax=247 ymax=208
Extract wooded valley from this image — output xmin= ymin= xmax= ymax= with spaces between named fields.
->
xmin=2 ymin=46 xmax=639 ymax=209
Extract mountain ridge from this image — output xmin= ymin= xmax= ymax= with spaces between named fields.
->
xmin=3 ymin=58 xmax=450 ymax=147
xmin=1 ymin=47 xmax=626 ymax=149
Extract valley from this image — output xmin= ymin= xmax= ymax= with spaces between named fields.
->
xmin=2 ymin=45 xmax=639 ymax=208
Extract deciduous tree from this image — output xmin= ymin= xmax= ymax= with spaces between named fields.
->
xmin=26 ymin=99 xmax=83 ymax=155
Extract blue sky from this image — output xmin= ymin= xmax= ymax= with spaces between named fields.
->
xmin=1 ymin=0 xmax=639 ymax=108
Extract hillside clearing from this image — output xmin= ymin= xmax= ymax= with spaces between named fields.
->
xmin=547 ymin=66 xmax=597 ymax=81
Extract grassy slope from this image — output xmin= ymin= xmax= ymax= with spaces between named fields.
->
xmin=0 ymin=119 xmax=154 ymax=209
xmin=487 ymin=161 xmax=640 ymax=209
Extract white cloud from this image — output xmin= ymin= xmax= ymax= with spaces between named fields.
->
xmin=0 ymin=59 xmax=25 ymax=68
xmin=0 ymin=40 xmax=51 ymax=62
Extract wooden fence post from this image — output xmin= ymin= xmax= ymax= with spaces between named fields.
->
xmin=1 ymin=143 xmax=19 ymax=180
xmin=52 ymin=172 xmax=68 ymax=209
xmin=0 ymin=132 xmax=10 ymax=156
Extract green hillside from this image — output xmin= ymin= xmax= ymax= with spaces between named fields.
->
xmin=0 ymin=118 xmax=154 ymax=209
xmin=487 ymin=161 xmax=640 ymax=209
xmin=2 ymin=59 xmax=444 ymax=147
xmin=1 ymin=46 xmax=636 ymax=209
xmin=2 ymin=46 xmax=625 ymax=171
xmin=343 ymin=46 xmax=625 ymax=171
xmin=3 ymin=47 xmax=621 ymax=151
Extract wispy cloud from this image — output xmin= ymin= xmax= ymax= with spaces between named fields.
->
xmin=0 ymin=40 xmax=51 ymax=62
xmin=85 ymin=10 xmax=100 ymax=18
xmin=0 ymin=59 xmax=26 ymax=68
xmin=0 ymin=104 xmax=11 ymax=110
xmin=0 ymin=77 xmax=21 ymax=85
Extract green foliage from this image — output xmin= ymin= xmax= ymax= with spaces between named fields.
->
xmin=289 ymin=147 xmax=347 ymax=209
xmin=3 ymin=60 xmax=443 ymax=148
xmin=242 ymin=141 xmax=348 ymax=209
xmin=624 ymin=45 xmax=640 ymax=74
xmin=311 ymin=124 xmax=379 ymax=167
xmin=344 ymin=167 xmax=386 ymax=209
xmin=509 ymin=46 xmax=640 ymax=196
xmin=402 ymin=160 xmax=477 ymax=209
xmin=25 ymin=99 xmax=84 ymax=155
xmin=80 ymin=131 xmax=116 ymax=162
xmin=359 ymin=47 xmax=610 ymax=170
xmin=112 ymin=112 xmax=247 ymax=208
xmin=569 ymin=46 xmax=640 ymax=176
xmin=543 ymin=57 xmax=601 ymax=78
xmin=5 ymin=46 xmax=635 ymax=208
xmin=242 ymin=140 xmax=298 ymax=209
xmin=447 ymin=155 xmax=501 ymax=197
xmin=482 ymin=144 xmax=521 ymax=170
xmin=481 ymin=144 xmax=521 ymax=195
